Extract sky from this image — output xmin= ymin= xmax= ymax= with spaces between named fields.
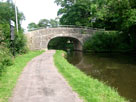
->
xmin=15 ymin=0 xmax=60 ymax=31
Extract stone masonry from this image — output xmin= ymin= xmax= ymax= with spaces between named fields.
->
xmin=25 ymin=27 xmax=95 ymax=51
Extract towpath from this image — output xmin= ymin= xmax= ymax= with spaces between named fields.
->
xmin=9 ymin=50 xmax=82 ymax=102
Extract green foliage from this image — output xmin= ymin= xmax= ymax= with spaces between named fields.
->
xmin=54 ymin=50 xmax=128 ymax=102
xmin=0 ymin=24 xmax=28 ymax=55
xmin=122 ymin=9 xmax=136 ymax=29
xmin=83 ymin=31 xmax=132 ymax=52
xmin=27 ymin=18 xmax=59 ymax=31
xmin=129 ymin=0 xmax=136 ymax=8
xmin=60 ymin=3 xmax=92 ymax=26
xmin=55 ymin=0 xmax=105 ymax=27
xmin=49 ymin=19 xmax=59 ymax=27
xmin=0 ymin=1 xmax=25 ymax=29
xmin=38 ymin=19 xmax=49 ymax=27
xmin=14 ymin=31 xmax=28 ymax=54
xmin=55 ymin=0 xmax=136 ymax=51
xmin=0 ymin=45 xmax=13 ymax=72
xmin=0 ymin=27 xmax=13 ymax=72
xmin=27 ymin=22 xmax=39 ymax=31
xmin=55 ymin=0 xmax=90 ymax=8
xmin=0 ymin=1 xmax=27 ymax=55
xmin=0 ymin=1 xmax=28 ymax=74
xmin=0 ymin=50 xmax=44 ymax=102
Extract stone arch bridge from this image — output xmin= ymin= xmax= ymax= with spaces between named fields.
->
xmin=26 ymin=27 xmax=96 ymax=51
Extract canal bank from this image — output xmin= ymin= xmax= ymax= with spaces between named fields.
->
xmin=54 ymin=50 xmax=128 ymax=102
xmin=67 ymin=51 xmax=136 ymax=102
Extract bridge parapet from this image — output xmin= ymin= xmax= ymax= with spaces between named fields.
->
xmin=27 ymin=27 xmax=95 ymax=36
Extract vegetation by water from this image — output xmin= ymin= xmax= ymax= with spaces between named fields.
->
xmin=54 ymin=50 xmax=128 ymax=102
xmin=55 ymin=0 xmax=136 ymax=52
xmin=0 ymin=50 xmax=44 ymax=102
xmin=83 ymin=31 xmax=133 ymax=52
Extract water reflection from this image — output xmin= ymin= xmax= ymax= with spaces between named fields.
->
xmin=67 ymin=52 xmax=136 ymax=102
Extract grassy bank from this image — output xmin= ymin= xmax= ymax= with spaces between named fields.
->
xmin=54 ymin=50 xmax=128 ymax=102
xmin=0 ymin=50 xmax=44 ymax=102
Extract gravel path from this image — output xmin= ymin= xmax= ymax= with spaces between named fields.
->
xmin=9 ymin=50 xmax=83 ymax=102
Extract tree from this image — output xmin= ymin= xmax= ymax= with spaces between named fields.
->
xmin=49 ymin=19 xmax=59 ymax=27
xmin=55 ymin=0 xmax=74 ymax=8
xmin=27 ymin=18 xmax=59 ymax=30
xmin=60 ymin=3 xmax=91 ymax=26
xmin=0 ymin=1 xmax=25 ymax=28
xmin=55 ymin=0 xmax=107 ymax=27
xmin=27 ymin=22 xmax=38 ymax=31
xmin=55 ymin=0 xmax=136 ymax=51
xmin=38 ymin=19 xmax=49 ymax=28
xmin=0 ymin=1 xmax=27 ymax=54
xmin=0 ymin=0 xmax=27 ymax=70
xmin=100 ymin=0 xmax=136 ymax=48
xmin=129 ymin=0 xmax=136 ymax=8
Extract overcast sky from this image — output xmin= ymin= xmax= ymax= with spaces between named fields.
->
xmin=15 ymin=0 xmax=60 ymax=30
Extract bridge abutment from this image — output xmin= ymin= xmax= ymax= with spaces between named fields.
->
xmin=73 ymin=40 xmax=82 ymax=51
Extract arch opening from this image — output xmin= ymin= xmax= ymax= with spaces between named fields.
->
xmin=47 ymin=37 xmax=82 ymax=51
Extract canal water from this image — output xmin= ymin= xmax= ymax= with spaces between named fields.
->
xmin=67 ymin=51 xmax=136 ymax=102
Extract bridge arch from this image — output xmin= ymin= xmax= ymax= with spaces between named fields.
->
xmin=47 ymin=35 xmax=83 ymax=51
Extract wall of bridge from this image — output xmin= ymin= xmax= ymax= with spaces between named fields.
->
xmin=25 ymin=27 xmax=95 ymax=51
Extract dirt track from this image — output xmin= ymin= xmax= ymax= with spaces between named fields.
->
xmin=9 ymin=50 xmax=82 ymax=102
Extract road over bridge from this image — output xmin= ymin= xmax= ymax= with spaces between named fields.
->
xmin=25 ymin=27 xmax=96 ymax=51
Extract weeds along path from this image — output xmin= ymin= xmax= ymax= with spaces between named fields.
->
xmin=9 ymin=50 xmax=82 ymax=102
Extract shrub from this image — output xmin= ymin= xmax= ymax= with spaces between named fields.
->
xmin=0 ymin=23 xmax=28 ymax=55
xmin=0 ymin=29 xmax=13 ymax=72
xmin=14 ymin=31 xmax=29 ymax=54
xmin=83 ymin=31 xmax=120 ymax=52
xmin=0 ymin=45 xmax=13 ymax=72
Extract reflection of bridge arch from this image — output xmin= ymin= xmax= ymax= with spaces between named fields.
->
xmin=69 ymin=51 xmax=93 ymax=69
xmin=26 ymin=27 xmax=95 ymax=50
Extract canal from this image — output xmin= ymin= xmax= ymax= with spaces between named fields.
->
xmin=67 ymin=51 xmax=136 ymax=102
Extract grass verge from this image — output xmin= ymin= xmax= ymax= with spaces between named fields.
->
xmin=54 ymin=50 xmax=129 ymax=102
xmin=0 ymin=50 xmax=44 ymax=102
